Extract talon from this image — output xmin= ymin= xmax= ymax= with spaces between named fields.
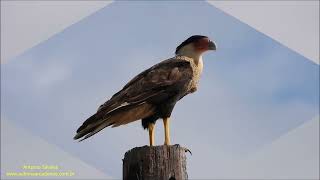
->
xmin=184 ymin=148 xmax=192 ymax=155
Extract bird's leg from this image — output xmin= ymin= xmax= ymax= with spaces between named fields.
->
xmin=163 ymin=117 xmax=171 ymax=145
xmin=148 ymin=123 xmax=155 ymax=146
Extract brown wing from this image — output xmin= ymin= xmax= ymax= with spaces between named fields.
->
xmin=74 ymin=57 xmax=193 ymax=141
xmin=97 ymin=58 xmax=192 ymax=113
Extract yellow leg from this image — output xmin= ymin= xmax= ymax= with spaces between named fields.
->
xmin=163 ymin=117 xmax=170 ymax=145
xmin=148 ymin=123 xmax=155 ymax=146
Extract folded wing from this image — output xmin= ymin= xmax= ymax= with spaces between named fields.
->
xmin=74 ymin=58 xmax=193 ymax=141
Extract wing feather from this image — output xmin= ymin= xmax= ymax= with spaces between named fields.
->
xmin=77 ymin=103 xmax=155 ymax=141
xmin=74 ymin=57 xmax=193 ymax=141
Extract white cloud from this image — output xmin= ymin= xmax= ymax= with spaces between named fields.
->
xmin=32 ymin=60 xmax=71 ymax=90
xmin=1 ymin=118 xmax=113 ymax=179
xmin=1 ymin=1 xmax=112 ymax=63
xmin=208 ymin=1 xmax=320 ymax=64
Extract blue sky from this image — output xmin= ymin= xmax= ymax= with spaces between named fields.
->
xmin=1 ymin=1 xmax=319 ymax=178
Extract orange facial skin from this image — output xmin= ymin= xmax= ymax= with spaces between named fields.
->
xmin=194 ymin=38 xmax=210 ymax=52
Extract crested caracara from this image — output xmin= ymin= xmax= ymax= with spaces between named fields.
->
xmin=74 ymin=35 xmax=216 ymax=146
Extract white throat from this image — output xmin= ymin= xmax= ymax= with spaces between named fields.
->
xmin=176 ymin=43 xmax=204 ymax=75
xmin=176 ymin=44 xmax=203 ymax=65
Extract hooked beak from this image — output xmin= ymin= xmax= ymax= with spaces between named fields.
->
xmin=208 ymin=40 xmax=216 ymax=51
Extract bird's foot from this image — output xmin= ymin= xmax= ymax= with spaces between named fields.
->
xmin=164 ymin=140 xmax=171 ymax=146
xmin=182 ymin=147 xmax=192 ymax=155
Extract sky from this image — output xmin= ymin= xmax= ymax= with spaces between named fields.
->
xmin=1 ymin=1 xmax=319 ymax=179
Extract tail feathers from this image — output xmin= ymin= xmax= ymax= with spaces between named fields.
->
xmin=73 ymin=102 xmax=155 ymax=142
xmin=73 ymin=113 xmax=108 ymax=141
xmin=76 ymin=114 xmax=98 ymax=133
xmin=77 ymin=121 xmax=113 ymax=142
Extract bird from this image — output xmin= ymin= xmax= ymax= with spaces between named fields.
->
xmin=74 ymin=35 xmax=216 ymax=146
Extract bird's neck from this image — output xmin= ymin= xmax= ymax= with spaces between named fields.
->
xmin=176 ymin=44 xmax=203 ymax=65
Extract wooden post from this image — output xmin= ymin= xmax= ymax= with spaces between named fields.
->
xmin=123 ymin=144 xmax=188 ymax=180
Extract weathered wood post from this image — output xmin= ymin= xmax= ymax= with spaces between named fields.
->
xmin=123 ymin=144 xmax=188 ymax=180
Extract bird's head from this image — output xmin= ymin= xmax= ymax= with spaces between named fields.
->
xmin=175 ymin=35 xmax=216 ymax=57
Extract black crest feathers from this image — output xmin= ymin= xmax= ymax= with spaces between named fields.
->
xmin=175 ymin=35 xmax=208 ymax=54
